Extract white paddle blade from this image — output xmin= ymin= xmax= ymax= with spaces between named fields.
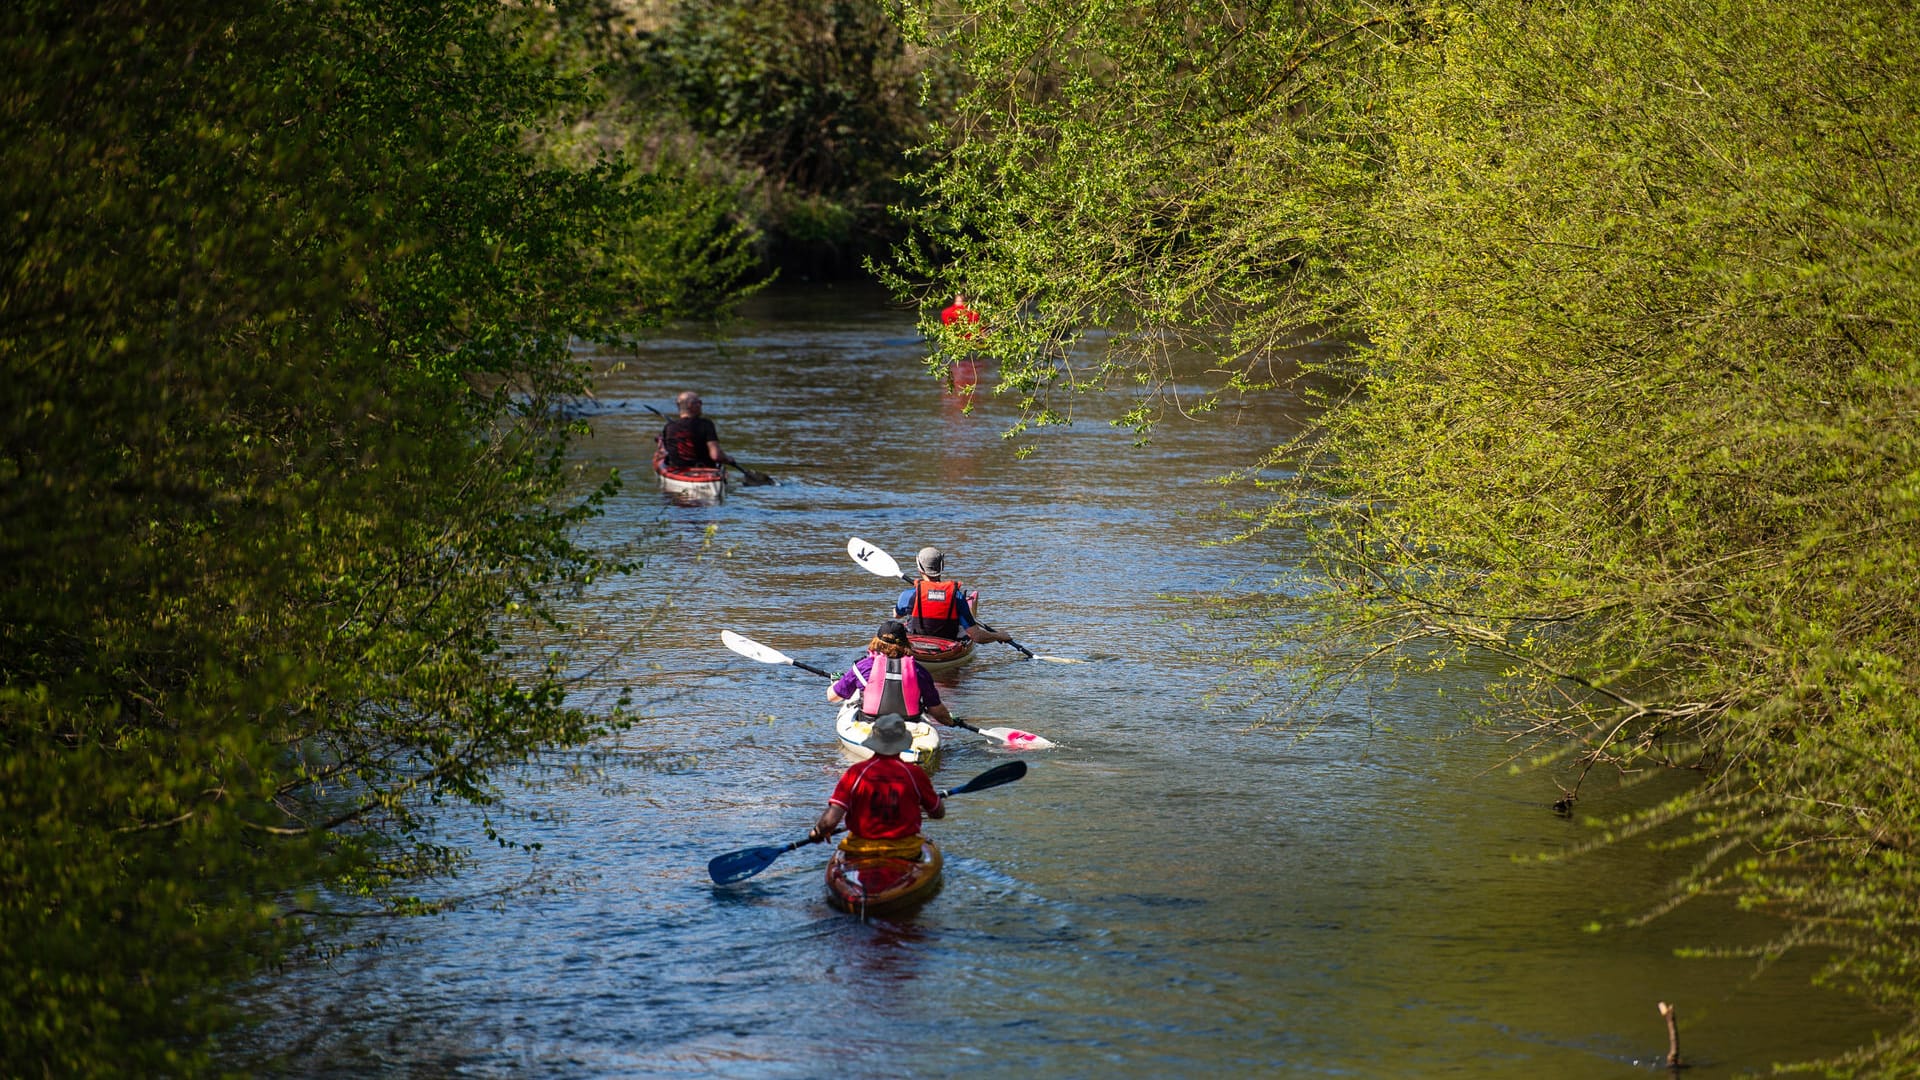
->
xmin=981 ymin=727 xmax=1056 ymax=750
xmin=721 ymin=629 xmax=795 ymax=667
xmin=846 ymin=536 xmax=904 ymax=579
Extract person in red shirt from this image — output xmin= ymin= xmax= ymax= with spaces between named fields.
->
xmin=807 ymin=715 xmax=945 ymax=857
xmin=939 ymin=293 xmax=981 ymax=337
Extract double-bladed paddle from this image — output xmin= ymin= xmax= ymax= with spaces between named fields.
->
xmin=642 ymin=403 xmax=774 ymax=484
xmin=845 ymin=536 xmax=1085 ymax=663
xmin=719 ymin=630 xmax=1057 ymax=749
xmin=721 ymin=629 xmax=836 ymax=678
xmin=952 ymin=719 xmax=1055 ymax=750
xmin=707 ymin=761 xmax=1029 ymax=884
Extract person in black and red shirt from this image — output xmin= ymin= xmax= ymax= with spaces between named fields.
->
xmin=939 ymin=292 xmax=979 ymax=329
xmin=658 ymin=391 xmax=735 ymax=470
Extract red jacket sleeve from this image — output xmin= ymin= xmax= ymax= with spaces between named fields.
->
xmin=910 ymin=762 xmax=941 ymax=813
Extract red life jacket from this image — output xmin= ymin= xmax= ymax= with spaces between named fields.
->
xmin=908 ymin=578 xmax=963 ymax=638
xmin=859 ymin=654 xmax=922 ymax=720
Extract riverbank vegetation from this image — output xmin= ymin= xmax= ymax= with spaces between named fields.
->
xmin=1 ymin=0 xmax=752 ymax=1071
xmin=891 ymin=0 xmax=1919 ymax=1071
xmin=561 ymin=0 xmax=960 ymax=277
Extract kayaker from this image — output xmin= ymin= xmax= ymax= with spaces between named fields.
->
xmin=807 ymin=714 xmax=945 ymax=854
xmin=939 ymin=293 xmax=980 ymax=338
xmin=658 ymin=391 xmax=735 ymax=470
xmin=894 ymin=547 xmax=1013 ymax=645
xmin=826 ymin=620 xmax=960 ymax=727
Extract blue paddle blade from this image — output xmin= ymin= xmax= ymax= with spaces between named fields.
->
xmin=708 ymin=844 xmax=789 ymax=885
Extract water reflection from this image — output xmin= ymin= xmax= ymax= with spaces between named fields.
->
xmin=244 ymin=283 xmax=1875 ymax=1079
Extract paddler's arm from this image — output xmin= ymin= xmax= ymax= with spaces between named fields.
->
xmin=825 ymin=663 xmax=861 ymax=703
xmin=917 ymin=771 xmax=946 ymax=820
xmin=808 ymin=803 xmax=847 ymax=843
xmin=914 ymin=667 xmax=956 ymax=727
xmin=957 ymin=593 xmax=1012 ymax=644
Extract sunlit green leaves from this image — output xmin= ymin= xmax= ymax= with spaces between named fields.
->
xmin=899 ymin=0 xmax=1920 ymax=1070
xmin=2 ymin=0 xmax=744 ymax=1071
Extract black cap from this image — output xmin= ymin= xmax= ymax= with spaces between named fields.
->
xmin=877 ymin=620 xmax=910 ymax=644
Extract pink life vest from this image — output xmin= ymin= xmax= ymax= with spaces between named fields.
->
xmin=859 ymin=653 xmax=922 ymax=719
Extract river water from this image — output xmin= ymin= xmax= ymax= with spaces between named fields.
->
xmin=263 ymin=285 xmax=1871 ymax=1077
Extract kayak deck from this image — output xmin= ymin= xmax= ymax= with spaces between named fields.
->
xmin=826 ymin=836 xmax=943 ymax=914
xmin=908 ymin=633 xmax=975 ymax=669
xmin=904 ymin=590 xmax=979 ymax=670
xmin=835 ymin=702 xmax=940 ymax=768
xmin=652 ymin=445 xmax=727 ymax=500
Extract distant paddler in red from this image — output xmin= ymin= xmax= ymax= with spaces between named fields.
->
xmin=936 ymin=294 xmax=987 ymax=405
xmin=808 ymin=714 xmax=946 ymax=857
xmin=939 ymin=293 xmax=981 ymax=337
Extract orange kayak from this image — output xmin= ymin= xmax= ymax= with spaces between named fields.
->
xmin=826 ymin=837 xmax=944 ymax=915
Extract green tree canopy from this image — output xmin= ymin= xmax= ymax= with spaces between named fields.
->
xmin=573 ymin=0 xmax=962 ymax=275
xmin=892 ymin=0 xmax=1920 ymax=1071
xmin=1 ymin=0 xmax=749 ymax=1071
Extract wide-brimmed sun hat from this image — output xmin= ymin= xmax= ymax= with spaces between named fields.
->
xmin=865 ymin=715 xmax=913 ymax=755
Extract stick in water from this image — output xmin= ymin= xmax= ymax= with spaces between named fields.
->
xmin=954 ymin=718 xmax=1056 ymax=750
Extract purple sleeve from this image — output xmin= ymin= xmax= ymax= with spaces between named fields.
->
xmin=912 ymin=661 xmax=940 ymax=706
xmin=830 ymin=655 xmax=868 ymax=699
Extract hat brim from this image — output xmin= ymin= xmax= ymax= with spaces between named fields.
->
xmin=863 ymin=723 xmax=914 ymax=755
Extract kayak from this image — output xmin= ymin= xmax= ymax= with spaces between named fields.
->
xmin=906 ymin=590 xmax=979 ymax=670
xmin=826 ymin=836 xmax=943 ymax=914
xmin=835 ymin=701 xmax=941 ymax=768
xmin=909 ymin=633 xmax=975 ymax=669
xmin=653 ymin=443 xmax=727 ymax=501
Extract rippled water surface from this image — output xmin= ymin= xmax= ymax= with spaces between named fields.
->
xmin=264 ymin=285 xmax=1870 ymax=1077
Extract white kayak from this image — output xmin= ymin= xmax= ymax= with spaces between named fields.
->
xmin=834 ymin=702 xmax=941 ymax=767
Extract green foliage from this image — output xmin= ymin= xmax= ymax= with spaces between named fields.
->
xmin=1 ymin=0 xmax=748 ymax=1072
xmin=897 ymin=0 xmax=1920 ymax=1071
xmin=882 ymin=0 xmax=1396 ymax=441
xmin=581 ymin=0 xmax=961 ymax=274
